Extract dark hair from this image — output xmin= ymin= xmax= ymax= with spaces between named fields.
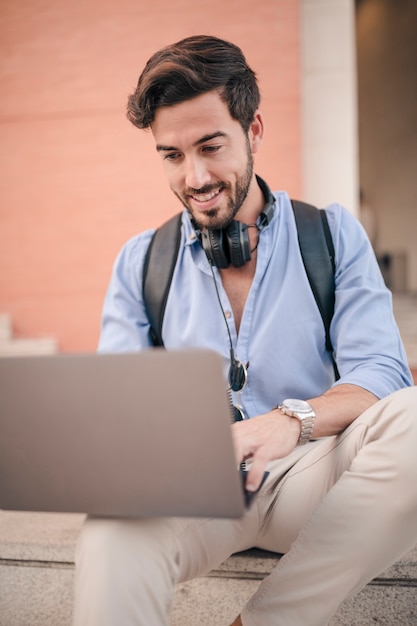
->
xmin=126 ymin=35 xmax=260 ymax=132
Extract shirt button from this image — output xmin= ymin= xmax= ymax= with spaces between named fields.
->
xmin=225 ymin=310 xmax=232 ymax=318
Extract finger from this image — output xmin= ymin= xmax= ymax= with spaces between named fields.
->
xmin=244 ymin=455 xmax=268 ymax=492
xmin=231 ymin=423 xmax=253 ymax=466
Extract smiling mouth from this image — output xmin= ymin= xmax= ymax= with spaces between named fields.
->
xmin=188 ymin=186 xmax=223 ymax=203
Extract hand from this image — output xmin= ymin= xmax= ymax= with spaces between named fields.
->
xmin=232 ymin=409 xmax=300 ymax=492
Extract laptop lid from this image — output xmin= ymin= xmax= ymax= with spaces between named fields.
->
xmin=0 ymin=349 xmax=244 ymax=518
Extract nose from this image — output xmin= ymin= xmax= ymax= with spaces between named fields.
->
xmin=184 ymin=156 xmax=211 ymax=191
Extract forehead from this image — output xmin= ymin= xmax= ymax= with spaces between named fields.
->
xmin=151 ymin=91 xmax=242 ymax=146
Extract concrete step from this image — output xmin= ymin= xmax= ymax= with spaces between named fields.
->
xmin=0 ymin=314 xmax=12 ymax=342
xmin=0 ymin=337 xmax=58 ymax=357
xmin=1 ymin=512 xmax=416 ymax=626
xmin=172 ymin=550 xmax=417 ymax=625
xmin=0 ymin=313 xmax=57 ymax=357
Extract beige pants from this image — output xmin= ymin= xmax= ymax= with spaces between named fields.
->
xmin=73 ymin=386 xmax=417 ymax=626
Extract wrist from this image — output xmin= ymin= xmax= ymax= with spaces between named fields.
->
xmin=273 ymin=407 xmax=301 ymax=442
xmin=276 ymin=399 xmax=316 ymax=445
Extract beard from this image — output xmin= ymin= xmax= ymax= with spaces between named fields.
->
xmin=173 ymin=139 xmax=254 ymax=231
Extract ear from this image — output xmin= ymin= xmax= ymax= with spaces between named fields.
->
xmin=248 ymin=111 xmax=264 ymax=154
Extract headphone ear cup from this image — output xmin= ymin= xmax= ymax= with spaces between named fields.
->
xmin=200 ymin=229 xmax=230 ymax=269
xmin=226 ymin=221 xmax=251 ymax=268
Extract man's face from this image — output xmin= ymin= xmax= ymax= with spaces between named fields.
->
xmin=151 ymin=91 xmax=261 ymax=230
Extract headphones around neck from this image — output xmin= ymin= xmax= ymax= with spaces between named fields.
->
xmin=200 ymin=220 xmax=251 ymax=269
xmin=195 ymin=176 xmax=275 ymax=269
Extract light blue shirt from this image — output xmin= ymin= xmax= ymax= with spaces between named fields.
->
xmin=98 ymin=190 xmax=412 ymax=417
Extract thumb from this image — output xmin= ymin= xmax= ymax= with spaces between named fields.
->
xmin=244 ymin=457 xmax=268 ymax=493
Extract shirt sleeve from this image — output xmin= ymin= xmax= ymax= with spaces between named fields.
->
xmin=327 ymin=204 xmax=413 ymax=398
xmin=97 ymin=230 xmax=155 ymax=353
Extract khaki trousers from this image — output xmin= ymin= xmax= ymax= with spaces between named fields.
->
xmin=73 ymin=386 xmax=417 ymax=626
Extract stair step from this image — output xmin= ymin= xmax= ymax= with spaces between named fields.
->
xmin=0 ymin=337 xmax=57 ymax=357
xmin=0 ymin=314 xmax=12 ymax=341
xmin=0 ymin=512 xmax=416 ymax=626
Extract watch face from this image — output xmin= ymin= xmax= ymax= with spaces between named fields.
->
xmin=284 ymin=399 xmax=312 ymax=413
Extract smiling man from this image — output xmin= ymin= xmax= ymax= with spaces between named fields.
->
xmin=153 ymin=93 xmax=262 ymax=232
xmin=73 ymin=36 xmax=417 ymax=626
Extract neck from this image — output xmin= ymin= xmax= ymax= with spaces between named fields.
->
xmin=234 ymin=174 xmax=266 ymax=225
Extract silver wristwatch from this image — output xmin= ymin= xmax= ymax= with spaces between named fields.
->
xmin=278 ymin=399 xmax=316 ymax=445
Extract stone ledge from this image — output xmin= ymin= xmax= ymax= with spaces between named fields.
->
xmin=213 ymin=546 xmax=417 ymax=583
xmin=172 ymin=578 xmax=417 ymax=626
xmin=0 ymin=511 xmax=84 ymax=563
xmin=0 ymin=314 xmax=12 ymax=341
xmin=4 ymin=511 xmax=414 ymax=579
xmin=1 ymin=511 xmax=416 ymax=626
xmin=0 ymin=337 xmax=58 ymax=356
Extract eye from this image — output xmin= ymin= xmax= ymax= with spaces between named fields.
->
xmin=163 ymin=152 xmax=181 ymax=162
xmin=202 ymin=144 xmax=222 ymax=155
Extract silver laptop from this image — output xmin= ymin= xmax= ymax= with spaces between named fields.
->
xmin=0 ymin=349 xmax=245 ymax=518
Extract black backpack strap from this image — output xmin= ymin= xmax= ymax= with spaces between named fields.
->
xmin=142 ymin=212 xmax=182 ymax=346
xmin=291 ymin=199 xmax=339 ymax=379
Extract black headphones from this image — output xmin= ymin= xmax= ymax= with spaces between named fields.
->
xmin=195 ymin=176 xmax=275 ymax=269
xmin=200 ymin=220 xmax=251 ymax=269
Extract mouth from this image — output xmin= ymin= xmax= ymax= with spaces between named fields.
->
xmin=187 ymin=186 xmax=223 ymax=206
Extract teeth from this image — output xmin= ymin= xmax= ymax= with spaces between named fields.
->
xmin=192 ymin=188 xmax=220 ymax=202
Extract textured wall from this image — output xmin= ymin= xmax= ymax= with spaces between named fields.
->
xmin=0 ymin=0 xmax=301 ymax=351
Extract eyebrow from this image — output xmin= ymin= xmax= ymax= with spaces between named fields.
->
xmin=156 ymin=131 xmax=228 ymax=153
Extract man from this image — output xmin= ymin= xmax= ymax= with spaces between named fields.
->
xmin=73 ymin=36 xmax=417 ymax=625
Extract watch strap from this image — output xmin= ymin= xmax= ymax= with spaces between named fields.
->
xmin=277 ymin=402 xmax=316 ymax=445
xmin=297 ymin=414 xmax=315 ymax=445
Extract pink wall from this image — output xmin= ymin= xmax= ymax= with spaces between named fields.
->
xmin=0 ymin=0 xmax=301 ymax=352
